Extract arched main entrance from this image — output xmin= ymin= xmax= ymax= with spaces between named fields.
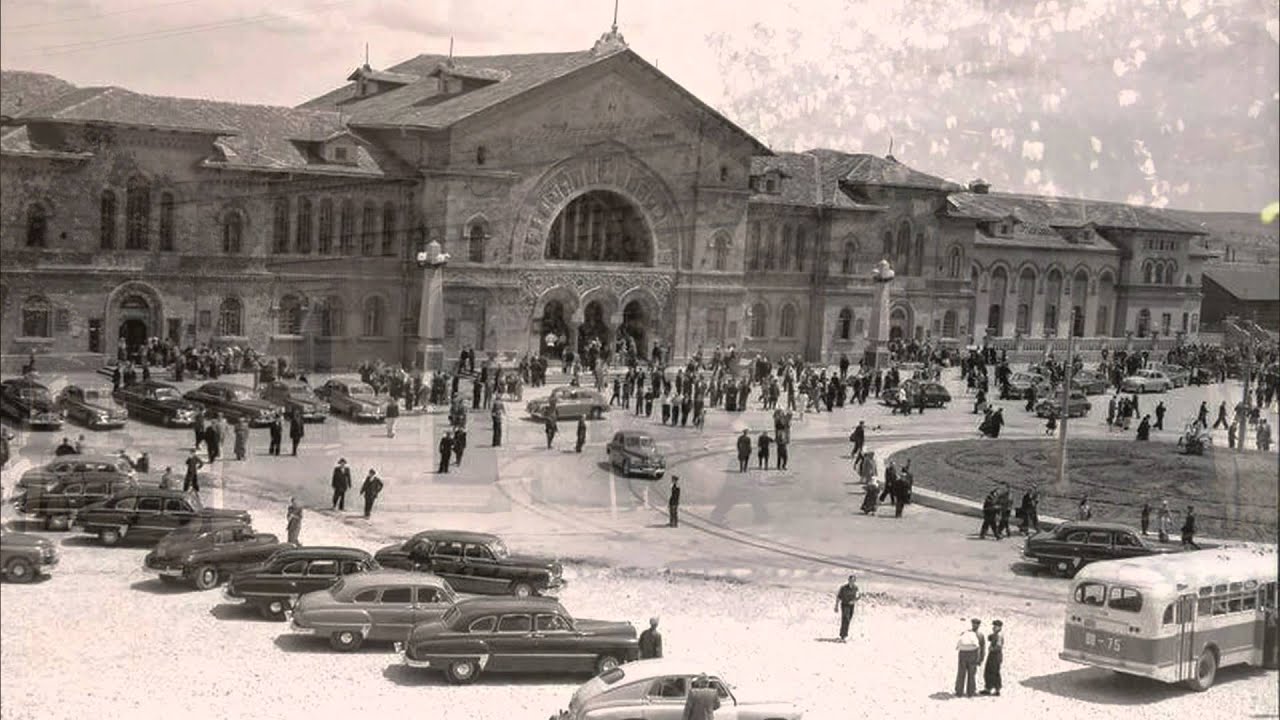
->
xmin=540 ymin=300 xmax=569 ymax=357
xmin=578 ymin=301 xmax=609 ymax=358
xmin=117 ymin=294 xmax=151 ymax=360
xmin=889 ymin=306 xmax=910 ymax=342
xmin=620 ymin=300 xmax=648 ymax=358
xmin=545 ymin=190 xmax=652 ymax=264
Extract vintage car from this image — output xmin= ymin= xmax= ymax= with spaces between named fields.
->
xmin=55 ymin=383 xmax=129 ymax=430
xmin=1001 ymin=372 xmax=1050 ymax=400
xmin=258 ymin=379 xmax=329 ymax=422
xmin=224 ymin=546 xmax=378 ymax=620
xmin=144 ymin=521 xmax=293 ymax=590
xmin=374 ymin=529 xmax=565 ymax=597
xmin=1153 ymin=363 xmax=1190 ymax=388
xmin=555 ymin=658 xmax=805 ymax=720
xmin=1120 ymin=369 xmax=1173 ymax=394
xmin=0 ymin=378 xmax=64 ymax=429
xmin=113 ymin=381 xmax=202 ymax=427
xmin=1071 ymin=369 xmax=1110 ymax=395
xmin=1022 ymin=521 xmax=1172 ymax=577
xmin=72 ymin=487 xmax=251 ymax=546
xmin=0 ymin=526 xmax=59 ymax=583
xmin=289 ymin=569 xmax=457 ymax=651
xmin=606 ymin=431 xmax=666 ymax=478
xmin=16 ymin=471 xmax=139 ymax=530
xmin=16 ymin=454 xmax=136 ymax=494
xmin=398 ymin=596 xmax=639 ymax=684
xmin=527 ymin=387 xmax=609 ymax=421
xmin=1033 ymin=390 xmax=1092 ymax=419
xmin=183 ymin=382 xmax=281 ymax=426
xmin=314 ymin=379 xmax=386 ymax=422
xmin=880 ymin=380 xmax=951 ymax=409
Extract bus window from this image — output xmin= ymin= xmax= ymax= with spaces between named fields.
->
xmin=1162 ymin=604 xmax=1175 ymax=625
xmin=1108 ymin=586 xmax=1143 ymax=613
xmin=1228 ymin=594 xmax=1244 ymax=613
xmin=1198 ymin=597 xmax=1212 ymax=615
xmin=1241 ymin=593 xmax=1256 ymax=611
xmin=1074 ymin=582 xmax=1107 ymax=607
xmin=1211 ymin=596 xmax=1230 ymax=616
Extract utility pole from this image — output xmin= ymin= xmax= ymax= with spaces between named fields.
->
xmin=1055 ymin=308 xmax=1077 ymax=489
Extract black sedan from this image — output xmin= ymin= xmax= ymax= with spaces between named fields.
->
xmin=183 ymin=382 xmax=281 ymax=426
xmin=1021 ymin=521 xmax=1172 ymax=577
xmin=0 ymin=378 xmax=64 ymax=430
xmin=56 ymin=383 xmax=128 ymax=430
xmin=258 ymin=380 xmax=328 ymax=422
xmin=223 ymin=546 xmax=377 ymax=619
xmin=113 ymin=381 xmax=202 ymax=427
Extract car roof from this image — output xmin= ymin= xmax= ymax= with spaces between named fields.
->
xmin=65 ymin=383 xmax=114 ymax=392
xmin=1055 ymin=521 xmax=1140 ymax=533
xmin=165 ymin=519 xmax=252 ymax=536
xmin=453 ymin=596 xmax=566 ymax=615
xmin=111 ymin=487 xmax=205 ymax=500
xmin=126 ymin=381 xmax=179 ymax=390
xmin=45 ymin=454 xmax=131 ymax=465
xmin=601 ymin=658 xmax=724 ymax=682
xmin=272 ymin=546 xmax=371 ymax=561
xmin=3 ymin=378 xmax=48 ymax=388
xmin=408 ymin=529 xmax=500 ymax=544
xmin=338 ymin=569 xmax=449 ymax=590
xmin=197 ymin=381 xmax=253 ymax=391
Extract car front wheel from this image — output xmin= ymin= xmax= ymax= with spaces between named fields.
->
xmin=446 ymin=659 xmax=479 ymax=684
xmin=330 ymin=630 xmax=364 ymax=652
xmin=5 ymin=557 xmax=35 ymax=583
xmin=510 ymin=581 xmax=534 ymax=598
xmin=192 ymin=565 xmax=220 ymax=590
xmin=595 ymin=654 xmax=621 ymax=675
xmin=99 ymin=527 xmax=122 ymax=546
xmin=258 ymin=599 xmax=289 ymax=621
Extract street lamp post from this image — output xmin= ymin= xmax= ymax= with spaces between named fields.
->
xmin=1055 ymin=308 xmax=1078 ymax=490
xmin=415 ymin=239 xmax=450 ymax=372
xmin=864 ymin=259 xmax=896 ymax=371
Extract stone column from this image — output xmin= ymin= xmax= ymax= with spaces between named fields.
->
xmin=569 ymin=307 xmax=584 ymax=358
xmin=862 ymin=259 xmax=895 ymax=370
xmin=608 ymin=311 xmax=624 ymax=362
xmin=415 ymin=239 xmax=448 ymax=372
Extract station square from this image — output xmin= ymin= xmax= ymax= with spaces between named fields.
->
xmin=0 ymin=8 xmax=1277 ymax=720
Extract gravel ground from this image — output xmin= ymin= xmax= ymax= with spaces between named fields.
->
xmin=3 ymin=490 xmax=1276 ymax=720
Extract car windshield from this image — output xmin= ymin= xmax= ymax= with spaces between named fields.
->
xmin=83 ymin=389 xmax=107 ymax=401
xmin=285 ymin=383 xmax=313 ymax=396
xmin=489 ymin=541 xmax=510 ymax=558
xmin=152 ymin=387 xmax=181 ymax=401
xmin=349 ymin=384 xmax=376 ymax=397
xmin=625 ymin=436 xmax=655 ymax=448
xmin=226 ymin=388 xmax=254 ymax=401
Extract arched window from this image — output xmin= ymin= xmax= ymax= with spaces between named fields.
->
xmin=895 ymin=221 xmax=912 ymax=275
xmin=361 ymin=202 xmax=378 ymax=256
xmin=749 ymin=303 xmax=767 ymax=338
xmin=1044 ymin=269 xmax=1063 ymax=336
xmin=469 ymin=222 xmax=486 ymax=263
xmin=320 ymin=296 xmax=344 ymax=337
xmin=222 ymin=211 xmax=243 ymax=254
xmin=795 ymin=226 xmax=807 ymax=271
xmin=1136 ymin=308 xmax=1151 ymax=337
xmin=545 ymin=191 xmax=651 ymax=263
xmin=842 ymin=240 xmax=857 ymax=274
xmin=779 ymin=304 xmax=798 ymax=338
xmin=1142 ymin=261 xmax=1153 ymax=284
xmin=339 ymin=199 xmax=355 ymax=253
xmin=1164 ymin=260 xmax=1177 ymax=285
xmin=763 ymin=223 xmax=777 ymax=270
xmin=217 ymin=298 xmax=243 ymax=336
xmin=1016 ymin=304 xmax=1030 ymax=335
xmin=747 ymin=222 xmax=761 ymax=270
xmin=382 ymin=202 xmax=396 ymax=256
xmin=947 ymin=246 xmax=963 ymax=278
xmin=1190 ymin=313 xmax=1198 ymax=333
xmin=942 ymin=310 xmax=958 ymax=337
xmin=780 ymin=225 xmax=793 ymax=271
xmin=1016 ymin=267 xmax=1035 ymax=334
xmin=362 ymin=296 xmax=386 ymax=336
xmin=711 ymin=232 xmax=731 ymax=271
xmin=317 ymin=199 xmax=334 ymax=254
xmin=882 ymin=231 xmax=893 ymax=261
xmin=278 ymin=294 xmax=303 ymax=335
xmin=158 ymin=191 xmax=175 ymax=251
xmin=21 ymin=296 xmax=52 ymax=337
xmin=100 ymin=191 xmax=117 ymax=249
xmin=914 ymin=233 xmax=926 ymax=275
xmin=125 ymin=177 xmax=150 ymax=249
xmin=295 ymin=197 xmax=312 ymax=253
xmin=1185 ymin=274 xmax=1194 ymax=287
xmin=838 ymin=308 xmax=853 ymax=340
xmin=272 ymin=197 xmax=290 ymax=254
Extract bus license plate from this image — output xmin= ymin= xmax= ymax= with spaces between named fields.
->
xmin=1083 ymin=631 xmax=1123 ymax=655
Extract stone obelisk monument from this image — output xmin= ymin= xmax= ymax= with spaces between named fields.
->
xmin=416 ymin=238 xmax=449 ymax=372
xmin=863 ymin=259 xmax=895 ymax=370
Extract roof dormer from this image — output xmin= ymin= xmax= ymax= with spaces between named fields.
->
xmin=345 ymin=64 xmax=417 ymax=101
xmin=749 ymin=167 xmax=788 ymax=195
xmin=427 ymin=62 xmax=504 ymax=98
xmin=290 ymin=129 xmax=363 ymax=166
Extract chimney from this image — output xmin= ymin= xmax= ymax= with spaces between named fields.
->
xmin=969 ymin=178 xmax=990 ymax=194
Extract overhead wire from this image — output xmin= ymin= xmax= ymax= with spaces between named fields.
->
xmin=3 ymin=0 xmax=211 ymax=31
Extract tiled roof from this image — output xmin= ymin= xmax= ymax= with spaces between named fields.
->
xmin=974 ymin=223 xmax=1120 ymax=254
xmin=0 ymin=70 xmax=77 ymax=128
xmin=840 ymin=153 xmax=964 ymax=192
xmin=1203 ymin=264 xmax=1280 ymax=302
xmin=947 ymin=192 xmax=1204 ymax=234
xmin=5 ymin=77 xmax=412 ymax=177
xmin=346 ymin=66 xmax=420 ymax=84
xmin=749 ymin=149 xmax=889 ymax=210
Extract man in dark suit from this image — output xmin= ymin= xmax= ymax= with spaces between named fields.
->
xmin=667 ymin=476 xmax=681 ymax=528
xmin=736 ymin=429 xmax=752 ymax=472
xmin=490 ymin=398 xmax=505 ymax=447
xmin=638 ymin=617 xmax=663 ymax=659
xmin=331 ymin=458 xmax=352 ymax=510
xmin=203 ymin=419 xmax=221 ymax=463
xmin=267 ymin=416 xmax=283 ymax=456
xmin=288 ymin=410 xmax=304 ymax=456
xmin=452 ymin=426 xmax=467 ymax=467
xmin=183 ymin=449 xmax=203 ymax=493
xmin=834 ymin=574 xmax=860 ymax=642
xmin=438 ymin=431 xmax=453 ymax=474
xmin=575 ymin=416 xmax=587 ymax=453
xmin=359 ymin=469 xmax=383 ymax=519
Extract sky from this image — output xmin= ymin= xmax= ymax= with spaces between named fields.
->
xmin=1 ymin=0 xmax=1277 ymax=213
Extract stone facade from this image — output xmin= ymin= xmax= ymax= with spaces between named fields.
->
xmin=0 ymin=39 xmax=1212 ymax=372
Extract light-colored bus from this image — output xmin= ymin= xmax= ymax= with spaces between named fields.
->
xmin=1060 ymin=546 xmax=1278 ymax=690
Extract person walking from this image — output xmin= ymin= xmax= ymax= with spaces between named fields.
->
xmin=1157 ymin=499 xmax=1172 ymax=543
xmin=183 ymin=449 xmax=203 ymax=493
xmin=288 ymin=410 xmax=305 ymax=456
xmin=268 ymin=415 xmax=283 ymax=456
xmin=437 ymin=431 xmax=454 ymax=474
xmin=544 ymin=415 xmax=557 ymax=449
xmin=203 ymin=420 xmax=221 ymax=464
xmin=1154 ymin=401 xmax=1166 ymax=431
xmin=955 ymin=619 xmax=986 ymax=698
xmin=286 ymin=497 xmax=303 ymax=545
xmin=682 ymin=675 xmax=721 ymax=719
xmin=776 ymin=429 xmax=789 ymax=470
xmin=638 ymin=617 xmax=663 ymax=659
xmin=193 ymin=412 xmax=206 ymax=451
xmin=1136 ymin=414 xmax=1151 ymax=441
xmin=995 ymin=482 xmax=1013 ymax=539
xmin=850 ymin=420 xmax=866 ymax=459
xmin=575 ymin=415 xmax=587 ymax=453
xmin=1141 ymin=502 xmax=1152 ymax=536
xmin=667 ymin=476 xmax=681 ymax=528
xmin=359 ymin=469 xmax=383 ymax=519
xmin=331 ymin=458 xmax=352 ymax=510
xmin=453 ymin=426 xmax=467 ymax=467
xmin=1018 ymin=485 xmax=1041 ymax=535
xmin=385 ymin=398 xmax=399 ymax=438
xmin=1077 ymin=495 xmax=1092 ymax=521
xmin=490 ymin=397 xmax=505 ymax=447
xmin=834 ymin=574 xmax=860 ymax=642
xmin=756 ymin=431 xmax=772 ymax=469
xmin=979 ymin=489 xmax=999 ymax=539
xmin=1181 ymin=506 xmax=1200 ymax=549
xmin=980 ymin=620 xmax=1004 ymax=696
xmin=736 ymin=429 xmax=752 ymax=472
xmin=233 ymin=418 xmax=249 ymax=461
xmin=1213 ymin=401 xmax=1229 ymax=430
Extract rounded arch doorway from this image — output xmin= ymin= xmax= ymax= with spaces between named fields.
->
xmin=118 ymin=294 xmax=152 ymax=361
xmin=545 ymin=190 xmax=652 ymax=264
xmin=889 ymin=306 xmax=911 ymax=342
xmin=540 ymin=300 xmax=570 ymax=358
xmin=578 ymin=301 xmax=609 ymax=359
xmin=619 ymin=299 xmax=649 ymax=359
